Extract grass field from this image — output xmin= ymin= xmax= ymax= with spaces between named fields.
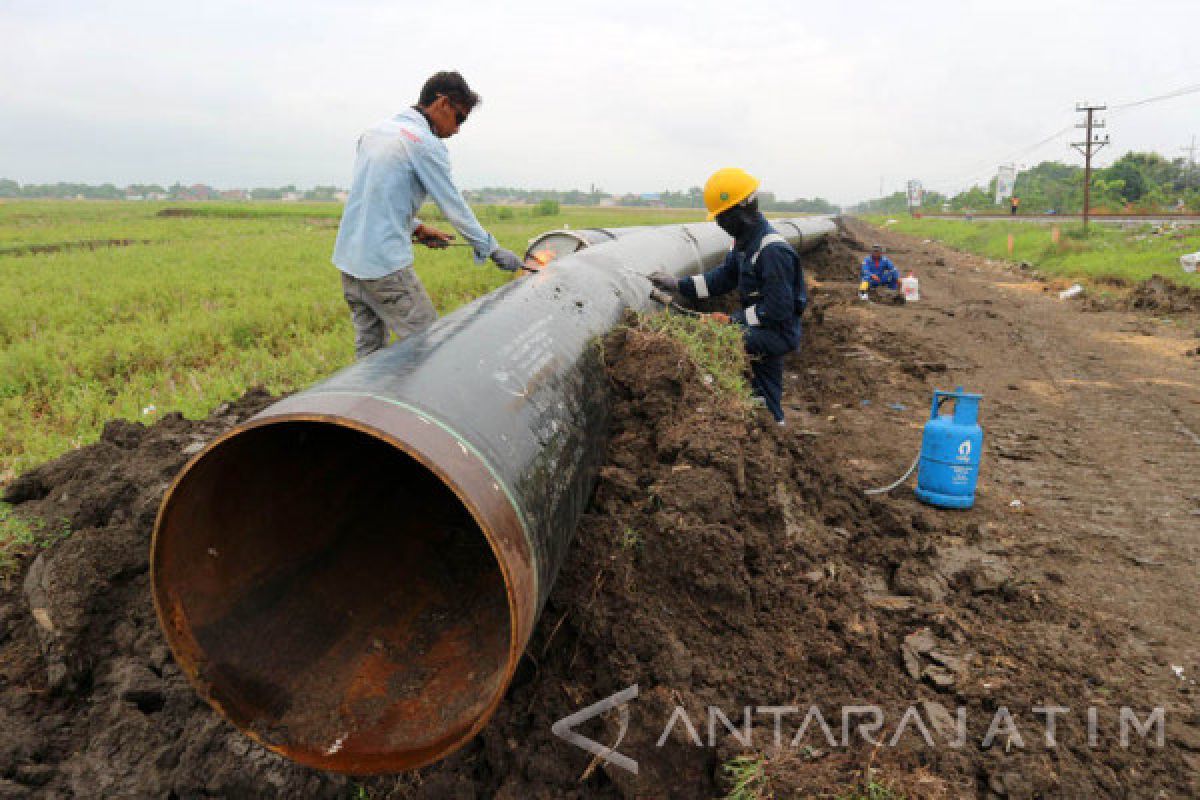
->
xmin=0 ymin=200 xmax=707 ymax=476
xmin=864 ymin=216 xmax=1200 ymax=289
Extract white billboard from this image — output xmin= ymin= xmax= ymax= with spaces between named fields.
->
xmin=995 ymin=165 xmax=1017 ymax=204
xmin=906 ymin=179 xmax=923 ymax=209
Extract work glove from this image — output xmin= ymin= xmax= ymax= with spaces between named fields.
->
xmin=708 ymin=312 xmax=731 ymax=325
xmin=490 ymin=248 xmax=522 ymax=272
xmin=648 ymin=270 xmax=679 ymax=291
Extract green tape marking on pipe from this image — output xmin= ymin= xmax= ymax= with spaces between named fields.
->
xmin=307 ymin=389 xmax=539 ymax=604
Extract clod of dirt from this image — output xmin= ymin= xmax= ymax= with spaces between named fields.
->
xmin=1085 ymin=274 xmax=1200 ymax=313
xmin=1124 ymin=274 xmax=1200 ymax=313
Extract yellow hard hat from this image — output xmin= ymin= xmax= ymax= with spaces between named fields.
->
xmin=703 ymin=167 xmax=760 ymax=220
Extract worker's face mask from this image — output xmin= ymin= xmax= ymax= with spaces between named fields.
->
xmin=715 ymin=203 xmax=757 ymax=239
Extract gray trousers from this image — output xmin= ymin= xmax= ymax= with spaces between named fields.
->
xmin=341 ymin=268 xmax=438 ymax=359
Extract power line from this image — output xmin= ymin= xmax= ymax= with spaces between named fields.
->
xmin=1110 ymin=82 xmax=1200 ymax=114
xmin=927 ymin=113 xmax=1089 ymax=193
xmin=927 ymin=121 xmax=1075 ymax=193
xmin=922 ymin=80 xmax=1200 ymax=198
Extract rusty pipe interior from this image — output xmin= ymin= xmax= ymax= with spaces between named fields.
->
xmin=152 ymin=416 xmax=517 ymax=774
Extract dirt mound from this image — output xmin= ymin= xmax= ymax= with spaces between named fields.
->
xmin=1081 ymin=274 xmax=1200 ymax=314
xmin=1122 ymin=275 xmax=1200 ymax=313
xmin=799 ymin=218 xmax=864 ymax=283
xmin=0 ymin=312 xmax=1194 ymax=797
xmin=0 ymin=390 xmax=351 ymax=798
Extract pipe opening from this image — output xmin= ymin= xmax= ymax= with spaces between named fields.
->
xmin=153 ymin=420 xmax=512 ymax=773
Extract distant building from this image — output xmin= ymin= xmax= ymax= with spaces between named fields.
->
xmin=176 ymin=184 xmax=215 ymax=201
xmin=282 ymin=191 xmax=302 ymax=202
xmin=334 ymin=190 xmax=349 ymax=203
xmin=220 ymin=189 xmax=249 ymax=201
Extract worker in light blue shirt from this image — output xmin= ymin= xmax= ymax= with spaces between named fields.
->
xmin=332 ymin=71 xmax=523 ymax=358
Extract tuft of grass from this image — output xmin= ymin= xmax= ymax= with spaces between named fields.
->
xmin=0 ymin=502 xmax=70 ymax=571
xmin=837 ymin=778 xmax=904 ymax=800
xmin=620 ymin=526 xmax=642 ymax=551
xmin=840 ymin=777 xmax=902 ymax=800
xmin=635 ymin=310 xmax=753 ymax=409
xmin=722 ymin=754 xmax=770 ymax=800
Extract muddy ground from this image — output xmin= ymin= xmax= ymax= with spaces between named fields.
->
xmin=1 ymin=220 xmax=1198 ymax=797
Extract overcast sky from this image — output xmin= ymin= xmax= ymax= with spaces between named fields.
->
xmin=2 ymin=0 xmax=1196 ymax=205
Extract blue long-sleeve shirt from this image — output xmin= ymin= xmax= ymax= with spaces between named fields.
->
xmin=676 ymin=217 xmax=803 ymax=342
xmin=860 ymin=254 xmax=899 ymax=288
xmin=332 ymin=107 xmax=498 ymax=279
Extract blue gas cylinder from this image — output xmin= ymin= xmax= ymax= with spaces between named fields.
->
xmin=914 ymin=387 xmax=983 ymax=509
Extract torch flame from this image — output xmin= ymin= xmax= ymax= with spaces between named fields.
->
xmin=524 ymin=249 xmax=555 ymax=271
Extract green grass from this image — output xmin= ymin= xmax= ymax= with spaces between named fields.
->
xmin=837 ymin=781 xmax=902 ymax=800
xmin=863 ymin=215 xmax=1200 ymax=289
xmin=620 ymin=526 xmax=642 ymax=551
xmin=0 ymin=201 xmax=707 ymax=476
xmin=0 ymin=502 xmax=70 ymax=572
xmin=634 ymin=310 xmax=754 ymax=409
xmin=721 ymin=754 xmax=770 ymax=800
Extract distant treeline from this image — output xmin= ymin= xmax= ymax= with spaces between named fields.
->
xmin=1 ymin=178 xmax=841 ymax=213
xmin=465 ymin=186 xmax=840 ymax=213
xmin=0 ymin=180 xmax=344 ymax=202
xmin=857 ymin=151 xmax=1200 ymax=214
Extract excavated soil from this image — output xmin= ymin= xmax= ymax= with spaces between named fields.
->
xmin=0 ymin=226 xmax=1197 ymax=798
xmin=1080 ymin=274 xmax=1200 ymax=314
xmin=0 ymin=391 xmax=352 ymax=798
xmin=1117 ymin=275 xmax=1200 ymax=313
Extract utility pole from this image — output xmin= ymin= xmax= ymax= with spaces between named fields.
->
xmin=1072 ymin=102 xmax=1108 ymax=233
xmin=1181 ymin=135 xmax=1197 ymax=190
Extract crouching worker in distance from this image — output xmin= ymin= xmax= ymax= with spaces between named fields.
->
xmin=859 ymin=244 xmax=901 ymax=301
xmin=649 ymin=167 xmax=805 ymax=426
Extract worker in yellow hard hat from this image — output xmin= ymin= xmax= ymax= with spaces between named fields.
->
xmin=649 ymin=168 xmax=807 ymax=425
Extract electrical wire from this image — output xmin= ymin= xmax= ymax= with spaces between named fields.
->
xmin=926 ymin=81 xmax=1200 ymax=196
xmin=929 ymin=120 xmax=1076 ymax=193
xmin=1110 ymin=82 xmax=1200 ymax=113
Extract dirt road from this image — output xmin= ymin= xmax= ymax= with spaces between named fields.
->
xmin=824 ymin=218 xmax=1200 ymax=701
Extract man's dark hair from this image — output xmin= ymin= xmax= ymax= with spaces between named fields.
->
xmin=418 ymin=71 xmax=481 ymax=110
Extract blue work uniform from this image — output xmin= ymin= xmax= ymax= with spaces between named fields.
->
xmin=860 ymin=254 xmax=899 ymax=289
xmin=676 ymin=217 xmax=805 ymax=423
xmin=333 ymin=107 xmax=497 ymax=280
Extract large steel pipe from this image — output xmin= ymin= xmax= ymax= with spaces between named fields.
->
xmin=151 ymin=217 xmax=835 ymax=774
